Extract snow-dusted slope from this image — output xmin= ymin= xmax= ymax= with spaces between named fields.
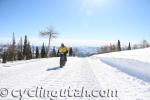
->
xmin=0 ymin=48 xmax=150 ymax=100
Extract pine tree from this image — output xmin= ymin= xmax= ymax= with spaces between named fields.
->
xmin=7 ymin=33 xmax=16 ymax=61
xmin=128 ymin=42 xmax=131 ymax=50
xmin=117 ymin=40 xmax=121 ymax=51
xmin=12 ymin=32 xmax=16 ymax=60
xmin=50 ymin=46 xmax=57 ymax=57
xmin=41 ymin=43 xmax=46 ymax=58
xmin=36 ymin=46 xmax=39 ymax=58
xmin=112 ymin=44 xmax=117 ymax=52
xmin=23 ymin=35 xmax=28 ymax=59
xmin=69 ymin=47 xmax=73 ymax=56
xmin=26 ymin=42 xmax=32 ymax=60
xmin=7 ymin=44 xmax=13 ymax=61
xmin=2 ymin=51 xmax=7 ymax=63
xmin=17 ymin=37 xmax=24 ymax=60
xmin=17 ymin=50 xmax=23 ymax=60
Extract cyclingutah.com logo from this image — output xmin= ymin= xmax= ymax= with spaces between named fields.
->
xmin=0 ymin=86 xmax=118 ymax=100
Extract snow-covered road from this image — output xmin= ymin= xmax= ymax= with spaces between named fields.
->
xmin=0 ymin=56 xmax=150 ymax=100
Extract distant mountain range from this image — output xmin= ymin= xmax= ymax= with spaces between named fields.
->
xmin=75 ymin=46 xmax=98 ymax=57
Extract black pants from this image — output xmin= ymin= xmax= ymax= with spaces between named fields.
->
xmin=60 ymin=54 xmax=67 ymax=61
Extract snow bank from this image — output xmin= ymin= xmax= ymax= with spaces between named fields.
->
xmin=93 ymin=48 xmax=150 ymax=82
xmin=100 ymin=57 xmax=150 ymax=82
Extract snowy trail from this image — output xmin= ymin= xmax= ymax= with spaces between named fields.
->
xmin=37 ymin=58 xmax=104 ymax=100
xmin=0 ymin=57 xmax=150 ymax=100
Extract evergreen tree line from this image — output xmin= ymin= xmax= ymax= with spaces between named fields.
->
xmin=98 ymin=40 xmax=150 ymax=54
xmin=2 ymin=34 xmax=56 ymax=63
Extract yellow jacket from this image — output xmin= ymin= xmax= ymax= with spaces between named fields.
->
xmin=59 ymin=46 xmax=68 ymax=54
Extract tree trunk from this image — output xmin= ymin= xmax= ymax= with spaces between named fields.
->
xmin=47 ymin=34 xmax=51 ymax=57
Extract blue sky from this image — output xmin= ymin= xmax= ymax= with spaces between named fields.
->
xmin=0 ymin=0 xmax=150 ymax=46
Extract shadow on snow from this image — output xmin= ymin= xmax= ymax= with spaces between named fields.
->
xmin=46 ymin=66 xmax=61 ymax=71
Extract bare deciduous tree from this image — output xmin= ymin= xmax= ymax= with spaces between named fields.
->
xmin=40 ymin=26 xmax=58 ymax=56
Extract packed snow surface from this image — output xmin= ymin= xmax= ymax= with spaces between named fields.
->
xmin=0 ymin=48 xmax=150 ymax=100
